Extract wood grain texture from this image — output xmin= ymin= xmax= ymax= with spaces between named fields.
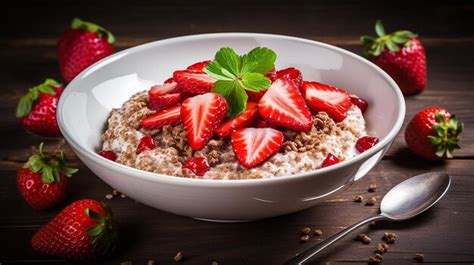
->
xmin=1 ymin=1 xmax=473 ymax=264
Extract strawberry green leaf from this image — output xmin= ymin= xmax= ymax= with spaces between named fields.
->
xmin=15 ymin=95 xmax=32 ymax=118
xmin=240 ymin=73 xmax=271 ymax=92
xmin=375 ymin=20 xmax=386 ymax=37
xmin=85 ymin=203 xmax=118 ymax=255
xmin=37 ymin=84 xmax=56 ymax=95
xmin=386 ymin=39 xmax=400 ymax=52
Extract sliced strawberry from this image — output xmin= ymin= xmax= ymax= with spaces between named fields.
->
xmin=216 ymin=102 xmax=258 ymax=138
xmin=98 ymin=150 xmax=117 ymax=161
xmin=186 ymin=60 xmax=211 ymax=73
xmin=355 ymin=136 xmax=379 ymax=153
xmin=258 ymin=78 xmax=313 ymax=131
xmin=148 ymin=83 xmax=178 ymax=97
xmin=254 ymin=119 xmax=277 ymax=129
xmin=247 ymin=89 xmax=267 ymax=102
xmin=321 ymin=153 xmax=340 ymax=168
xmin=301 ymin=81 xmax=351 ymax=122
xmin=173 ymin=70 xmax=216 ymax=95
xmin=350 ymin=95 xmax=368 ymax=113
xmin=136 ymin=135 xmax=156 ymax=154
xmin=182 ymin=157 xmax=210 ymax=176
xmin=181 ymin=93 xmax=228 ymax=150
xmin=231 ymin=128 xmax=284 ymax=168
xmin=276 ymin=67 xmax=303 ymax=87
xmin=148 ymin=93 xmax=182 ymax=111
xmin=265 ymin=68 xmax=277 ymax=82
xmin=140 ymin=105 xmax=182 ymax=130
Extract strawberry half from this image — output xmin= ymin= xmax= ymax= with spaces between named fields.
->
xmin=258 ymin=78 xmax=313 ymax=131
xmin=186 ymin=60 xmax=211 ymax=73
xmin=181 ymin=93 xmax=228 ymax=150
xmin=231 ymin=128 xmax=284 ymax=168
xmin=216 ymin=102 xmax=258 ymax=138
xmin=173 ymin=70 xmax=216 ymax=95
xmin=140 ymin=105 xmax=182 ymax=130
xmin=301 ymin=81 xmax=351 ymax=122
xmin=276 ymin=67 xmax=303 ymax=87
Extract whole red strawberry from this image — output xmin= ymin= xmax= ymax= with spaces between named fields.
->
xmin=58 ymin=18 xmax=115 ymax=82
xmin=17 ymin=143 xmax=77 ymax=209
xmin=361 ymin=20 xmax=426 ymax=95
xmin=16 ymin=79 xmax=63 ymax=137
xmin=31 ymin=199 xmax=118 ymax=260
xmin=405 ymin=107 xmax=463 ymax=160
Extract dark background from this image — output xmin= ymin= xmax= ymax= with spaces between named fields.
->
xmin=2 ymin=1 xmax=474 ymax=264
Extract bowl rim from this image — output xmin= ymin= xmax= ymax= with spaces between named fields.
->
xmin=58 ymin=32 xmax=406 ymax=187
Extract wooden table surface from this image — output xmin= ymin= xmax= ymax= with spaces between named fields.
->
xmin=2 ymin=1 xmax=474 ymax=264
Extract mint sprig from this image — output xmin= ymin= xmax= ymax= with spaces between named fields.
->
xmin=204 ymin=47 xmax=276 ymax=116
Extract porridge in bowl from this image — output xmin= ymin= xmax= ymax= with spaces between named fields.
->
xmin=100 ymin=47 xmax=378 ymax=180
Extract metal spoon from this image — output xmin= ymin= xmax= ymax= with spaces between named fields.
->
xmin=285 ymin=172 xmax=451 ymax=265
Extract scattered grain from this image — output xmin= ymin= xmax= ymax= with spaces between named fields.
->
xmin=354 ymin=195 xmax=364 ymax=202
xmin=174 ymin=251 xmax=183 ymax=262
xmin=105 ymin=194 xmax=114 ymax=200
xmin=375 ymin=243 xmax=389 ymax=254
xmin=383 ymin=232 xmax=397 ymax=244
xmin=300 ymin=235 xmax=310 ymax=243
xmin=414 ymin=253 xmax=424 ymax=262
xmin=365 ymin=196 xmax=377 ymax=206
xmin=112 ymin=189 xmax=119 ymax=196
xmin=314 ymin=229 xmax=323 ymax=236
xmin=356 ymin=233 xmax=371 ymax=244
xmin=120 ymin=193 xmax=127 ymax=199
xmin=301 ymin=227 xmax=311 ymax=235
xmin=368 ymin=183 xmax=377 ymax=192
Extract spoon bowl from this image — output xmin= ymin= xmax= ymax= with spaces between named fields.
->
xmin=381 ymin=172 xmax=451 ymax=220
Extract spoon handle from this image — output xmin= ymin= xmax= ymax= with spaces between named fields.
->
xmin=284 ymin=214 xmax=386 ymax=265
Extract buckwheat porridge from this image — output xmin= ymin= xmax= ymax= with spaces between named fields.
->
xmin=99 ymin=47 xmax=379 ymax=179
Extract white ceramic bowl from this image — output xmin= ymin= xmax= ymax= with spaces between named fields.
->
xmin=57 ymin=33 xmax=405 ymax=222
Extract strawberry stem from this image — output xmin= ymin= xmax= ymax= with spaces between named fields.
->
xmin=26 ymin=142 xmax=78 ymax=184
xmin=427 ymin=112 xmax=463 ymax=158
xmin=71 ymin=17 xmax=115 ymax=44
xmin=360 ymin=20 xmax=418 ymax=57
xmin=85 ymin=202 xmax=118 ymax=255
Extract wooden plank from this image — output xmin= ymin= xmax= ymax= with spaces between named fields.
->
xmin=2 ymin=0 xmax=474 ymax=40
xmin=1 ymin=159 xmax=473 ymax=264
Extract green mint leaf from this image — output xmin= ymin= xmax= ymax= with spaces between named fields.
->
xmin=375 ymin=20 xmax=386 ymax=37
xmin=204 ymin=61 xmax=234 ymax=80
xmin=241 ymin=47 xmax=276 ymax=74
xmin=240 ymin=73 xmax=271 ymax=92
xmin=212 ymin=80 xmax=247 ymax=116
xmin=214 ymin=47 xmax=241 ymax=76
